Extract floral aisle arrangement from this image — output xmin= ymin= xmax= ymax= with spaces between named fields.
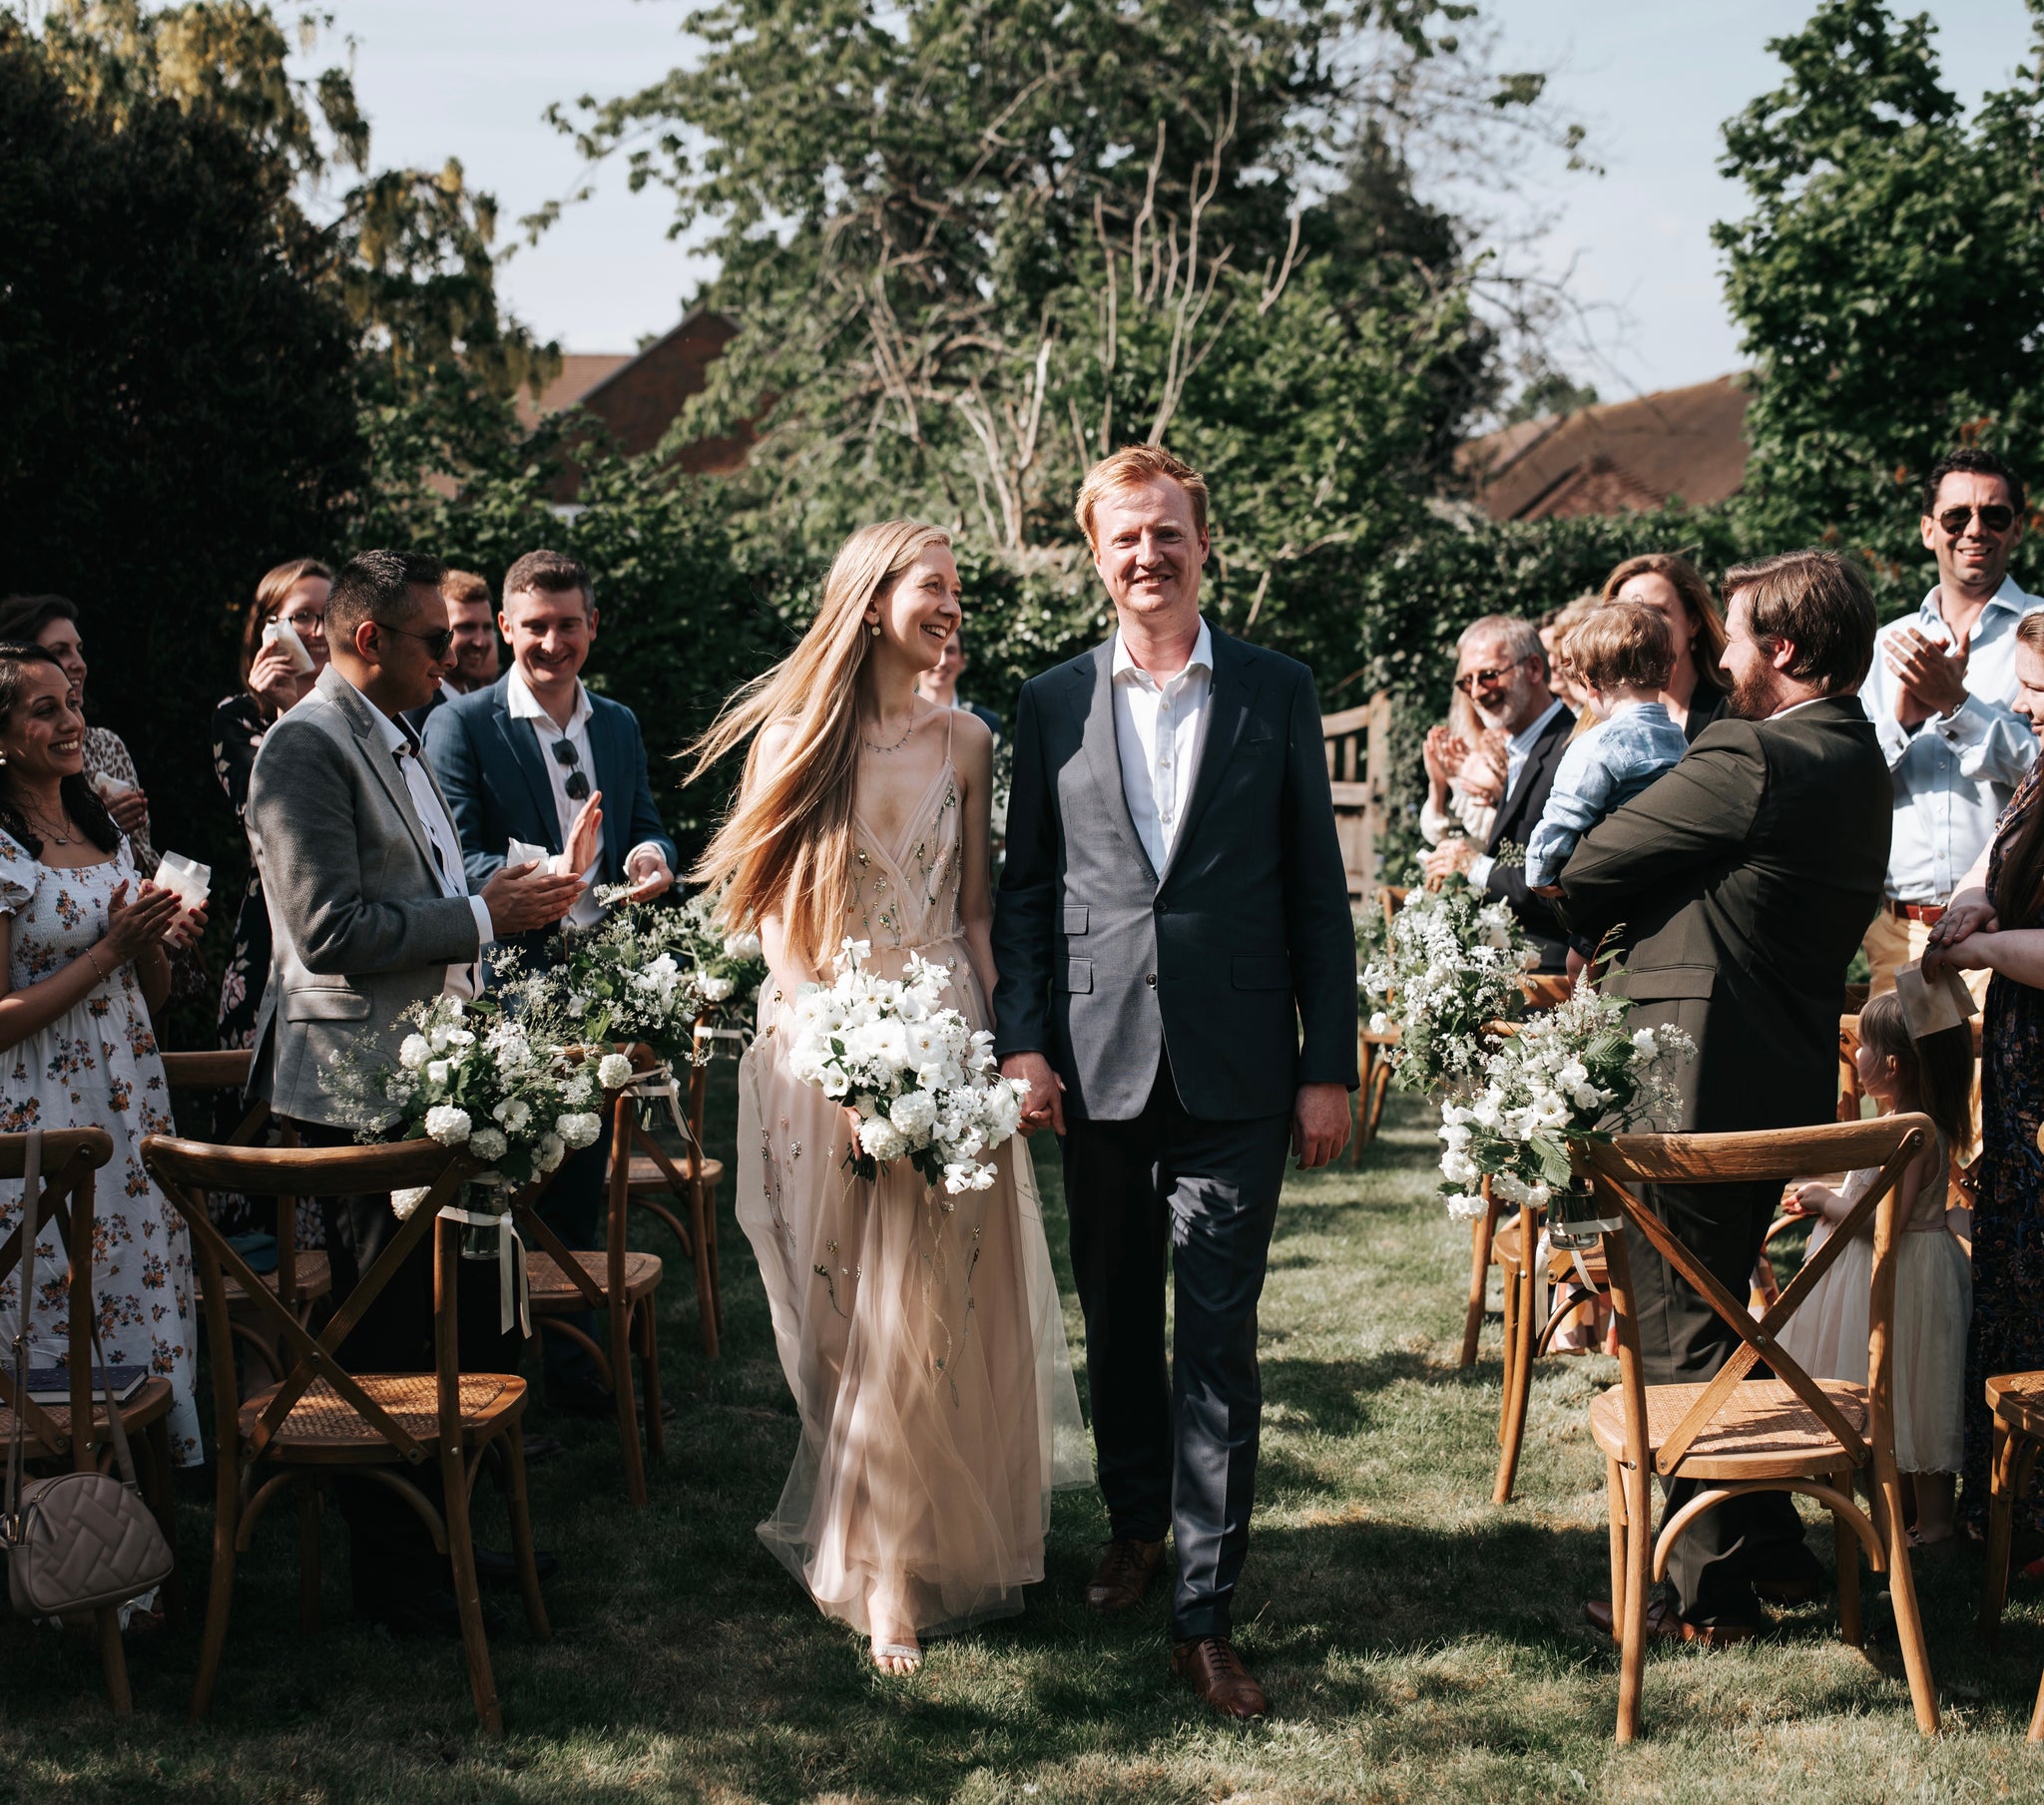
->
xmin=1360 ymin=874 xmax=1539 ymax=1095
xmin=550 ymin=901 xmax=706 ymax=1070
xmin=661 ymin=887 xmax=767 ymax=1021
xmin=786 ymin=938 xmax=1029 ymax=1194
xmin=1434 ymin=985 xmax=1694 ymax=1239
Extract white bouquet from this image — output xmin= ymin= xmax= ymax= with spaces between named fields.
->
xmin=786 ymin=938 xmax=1030 ymax=1194
xmin=1360 ymin=874 xmax=1538 ymax=1096
xmin=549 ymin=905 xmax=704 ymax=1068
xmin=1436 ymin=984 xmax=1694 ymax=1226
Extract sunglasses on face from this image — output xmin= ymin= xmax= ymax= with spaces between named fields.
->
xmin=1453 ymin=662 xmax=1525 ymax=695
xmin=1937 ymin=504 xmax=2017 ymax=536
xmin=551 ymin=736 xmax=591 ymax=800
xmin=376 ymin=620 xmax=455 ymax=660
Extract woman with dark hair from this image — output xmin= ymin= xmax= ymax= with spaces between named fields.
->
xmin=0 ymin=645 xmax=208 ymax=1465
xmin=212 ymin=559 xmax=329 ymax=1054
xmin=0 ymin=595 xmax=157 ymax=871
xmin=1601 ymin=552 xmax=1733 ymax=741
xmin=1924 ymin=608 xmax=2044 ymax=1533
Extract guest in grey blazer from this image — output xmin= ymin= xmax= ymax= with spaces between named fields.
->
xmin=990 ymin=446 xmax=1357 ymax=1720
xmin=246 ymin=549 xmax=582 ymax=1634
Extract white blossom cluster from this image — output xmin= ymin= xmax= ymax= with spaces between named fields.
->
xmin=1435 ymin=987 xmax=1693 ymax=1219
xmin=786 ymin=938 xmax=1030 ymax=1194
xmin=1360 ymin=876 xmax=1539 ymax=1095
xmin=379 ymin=993 xmax=612 ymax=1209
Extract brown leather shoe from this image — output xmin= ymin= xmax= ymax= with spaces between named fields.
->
xmin=1173 ymin=1635 xmax=1269 ymax=1719
xmin=1583 ymin=1597 xmax=1757 ymax=1647
xmin=1084 ymin=1537 xmax=1166 ymax=1612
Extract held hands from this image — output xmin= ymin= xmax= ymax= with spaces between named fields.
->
xmin=1000 ymin=1052 xmax=1066 ymax=1137
xmin=1923 ymin=886 xmax=1998 ymax=977
xmin=1886 ymin=625 xmax=1971 ymax=725
xmin=1421 ymin=836 xmax=1478 ymax=886
xmin=624 ymin=845 xmax=676 ymax=902
xmin=1292 ymin=1082 xmax=1350 ymax=1169
xmin=101 ymin=880 xmax=185 ymax=965
xmin=481 ymin=859 xmax=586 ymax=933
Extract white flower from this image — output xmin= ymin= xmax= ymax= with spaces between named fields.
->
xmin=556 ymin=1112 xmax=604 ymax=1150
xmin=535 ymin=1133 xmax=566 ymax=1174
xmin=858 ymin=1118 xmax=908 ymax=1162
xmin=424 ymin=1105 xmax=471 ymax=1146
xmin=698 ymin=975 xmax=735 ymax=1004
xmin=942 ymin=1159 xmax=996 ymax=1193
xmin=425 ymin=1060 xmax=451 ymax=1088
xmin=723 ymin=931 xmax=763 ymax=960
xmin=493 ymin=1098 xmax=531 ymax=1133
xmin=398 ymin=1035 xmax=430 ymax=1071
xmin=1368 ymin=1012 xmax=1391 ymax=1036
xmin=390 ymin=1185 xmax=432 ymax=1220
xmin=469 ymin=1127 xmax=508 ymax=1162
xmin=1631 ymin=1028 xmax=1659 ymax=1054
xmin=889 ymin=1090 xmax=939 ymax=1135
xmin=597 ymin=1053 xmax=636 ymax=1091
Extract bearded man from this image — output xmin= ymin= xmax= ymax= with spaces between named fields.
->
xmin=1552 ymin=548 xmax=1890 ymax=1646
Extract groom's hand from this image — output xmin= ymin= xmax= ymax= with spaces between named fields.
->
xmin=1001 ymin=1052 xmax=1066 ymax=1137
xmin=1292 ymin=1083 xmax=1351 ymax=1169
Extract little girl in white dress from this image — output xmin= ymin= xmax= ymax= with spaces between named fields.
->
xmin=1778 ymin=989 xmax=1973 ymax=1546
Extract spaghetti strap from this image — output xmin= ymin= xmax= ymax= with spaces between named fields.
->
xmin=944 ymin=704 xmax=954 ymax=762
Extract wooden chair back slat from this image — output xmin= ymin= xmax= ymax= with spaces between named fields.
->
xmin=0 ymin=1134 xmax=115 ymax=1460
xmin=1584 ymin=1117 xmax=1926 ymax=1185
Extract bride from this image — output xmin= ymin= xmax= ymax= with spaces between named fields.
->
xmin=688 ymin=520 xmax=1087 ymax=1673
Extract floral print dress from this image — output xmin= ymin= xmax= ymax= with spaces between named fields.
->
xmin=0 ymin=831 xmax=202 ymax=1465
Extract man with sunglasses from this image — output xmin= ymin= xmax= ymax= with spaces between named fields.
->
xmin=1860 ymin=447 xmax=2043 ymax=1000
xmin=424 ymin=547 xmax=677 ymax=1417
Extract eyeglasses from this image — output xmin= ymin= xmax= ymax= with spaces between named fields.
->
xmin=550 ymin=736 xmax=591 ymax=800
xmin=1936 ymin=503 xmax=2018 ymax=536
xmin=375 ymin=620 xmax=455 ymax=660
xmin=1453 ymin=663 xmax=1526 ymax=695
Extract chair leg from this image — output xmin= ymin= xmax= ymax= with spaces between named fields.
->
xmin=1616 ymin=1458 xmax=1651 ymax=1743
xmin=689 ymin=1176 xmax=720 ymax=1359
xmin=1351 ymin=1042 xmax=1373 ymax=1164
xmin=609 ymin=1286 xmax=648 ymax=1509
xmin=141 ymin=1417 xmax=187 ymax=1629
xmin=1832 ymin=1464 xmax=1861 ymax=1648
xmin=1495 ymin=1260 xmax=1519 ymax=1444
xmin=502 ymin=1428 xmax=551 ymax=1641
xmin=1494 ymin=1263 xmax=1535 ymax=1505
xmin=704 ymin=1178 xmax=723 ymax=1335
xmin=1874 ymin=1448 xmax=1940 ymax=1734
xmin=296 ymin=1482 xmax=322 ymax=1636
xmin=1461 ymin=1207 xmax=1496 ymax=1370
xmin=639 ymin=1303 xmax=666 ymax=1463
xmin=1981 ymin=1421 xmax=2019 ymax=1642
xmin=190 ymin=1459 xmax=241 ymax=1722
xmin=1605 ymin=1456 xmax=1627 ymax=1643
xmin=93 ymin=1604 xmax=133 ymax=1712
xmin=441 ymin=1445 xmax=502 ymax=1737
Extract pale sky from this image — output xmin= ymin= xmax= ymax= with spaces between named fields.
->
xmin=317 ymin=0 xmax=2037 ymax=400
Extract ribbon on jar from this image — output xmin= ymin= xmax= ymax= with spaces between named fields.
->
xmin=435 ymin=1200 xmax=530 ymax=1338
xmin=625 ymin=1064 xmax=690 ymax=1149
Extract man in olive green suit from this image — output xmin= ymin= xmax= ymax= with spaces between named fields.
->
xmin=1555 ymin=549 xmax=1888 ymax=1641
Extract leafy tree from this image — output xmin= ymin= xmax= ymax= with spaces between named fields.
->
xmin=1716 ymin=0 xmax=2044 ymax=603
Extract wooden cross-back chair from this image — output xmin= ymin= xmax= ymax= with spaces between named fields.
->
xmin=142 ymin=1134 xmax=548 ymax=1736
xmin=521 ymin=1047 xmax=667 ymax=1507
xmin=1352 ymin=885 xmax=1408 ymax=1161
xmin=0 ymin=1128 xmax=181 ymax=1711
xmin=612 ymin=1023 xmax=726 ymax=1356
xmin=1976 ymin=1367 xmax=2044 ymax=1740
xmin=1579 ymin=1114 xmax=1939 ymax=1743
xmin=159 ymin=1051 xmax=328 ymax=1378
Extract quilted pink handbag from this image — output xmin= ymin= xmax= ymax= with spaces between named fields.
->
xmin=1 ymin=1130 xmax=174 ymax=1616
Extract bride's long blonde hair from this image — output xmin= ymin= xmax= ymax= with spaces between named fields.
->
xmin=686 ymin=519 xmax=953 ymax=973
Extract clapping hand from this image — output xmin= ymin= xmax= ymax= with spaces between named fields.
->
xmin=1423 ymin=725 xmax=1469 ymax=789
xmin=102 ymin=880 xmax=184 ymax=964
xmin=1421 ymin=837 xmax=1478 ymax=887
xmin=1462 ymin=730 xmax=1509 ymax=808
xmin=1886 ymin=625 xmax=1970 ymax=725
xmin=564 ymin=790 xmax=604 ymax=879
xmin=481 ymin=859 xmax=586 ymax=933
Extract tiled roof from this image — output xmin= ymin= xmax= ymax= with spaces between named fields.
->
xmin=1456 ymin=374 xmax=1751 ymax=522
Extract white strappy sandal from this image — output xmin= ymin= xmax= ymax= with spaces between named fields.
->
xmin=870 ymin=1639 xmax=923 ymax=1674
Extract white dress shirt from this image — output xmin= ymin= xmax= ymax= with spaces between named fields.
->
xmin=1468 ymin=697 xmax=1568 ymax=888
xmin=1112 ymin=617 xmax=1214 ymax=872
xmin=506 ymin=667 xmax=664 ymax=929
xmin=1861 ymin=576 xmax=2044 ymax=903
xmin=342 ymin=677 xmax=493 ymax=998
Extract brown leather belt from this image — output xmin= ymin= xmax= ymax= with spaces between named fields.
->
xmin=1883 ymin=899 xmax=1946 ymax=924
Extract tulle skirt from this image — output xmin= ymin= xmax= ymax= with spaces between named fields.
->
xmin=1777 ymin=1224 xmax=1971 ymax=1474
xmin=735 ymin=942 xmax=1090 ymax=1638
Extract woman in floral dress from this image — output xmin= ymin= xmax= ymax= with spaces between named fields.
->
xmin=0 ymin=645 xmax=209 ymax=1464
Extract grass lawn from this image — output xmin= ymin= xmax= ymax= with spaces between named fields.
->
xmin=9 ymin=1079 xmax=2044 ymax=1801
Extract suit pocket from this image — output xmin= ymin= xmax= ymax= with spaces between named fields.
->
xmin=1062 ymin=905 xmax=1090 ymax=935
xmin=1057 ymin=958 xmax=1094 ymax=994
xmin=1232 ymin=955 xmax=1291 ymax=991
xmin=1616 ymin=964 xmax=1716 ymax=1002
xmin=282 ymin=987 xmax=372 ymax=1023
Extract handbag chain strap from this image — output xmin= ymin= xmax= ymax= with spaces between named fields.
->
xmin=2 ymin=1130 xmax=142 ymax=1550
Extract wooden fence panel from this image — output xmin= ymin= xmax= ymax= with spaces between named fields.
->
xmin=1322 ymin=692 xmax=1393 ymax=901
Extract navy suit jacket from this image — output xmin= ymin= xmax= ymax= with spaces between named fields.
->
xmin=422 ymin=674 xmax=676 ymax=903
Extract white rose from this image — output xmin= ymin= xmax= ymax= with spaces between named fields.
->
xmin=468 ymin=1127 xmax=508 ymax=1161
xmin=424 ymin=1105 xmax=472 ymax=1146
xmin=398 ymin=1035 xmax=430 ymax=1071
xmin=698 ymin=975 xmax=735 ymax=1004
xmin=389 ymin=1185 xmax=432 ymax=1220
xmin=597 ymin=1053 xmax=636 ymax=1091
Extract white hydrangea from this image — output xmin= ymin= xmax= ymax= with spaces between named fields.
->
xmin=556 ymin=1112 xmax=604 ymax=1150
xmin=723 ymin=930 xmax=763 ymax=960
xmin=390 ymin=1185 xmax=433 ymax=1220
xmin=597 ymin=1053 xmax=636 ymax=1091
xmin=493 ymin=1098 xmax=530 ymax=1133
xmin=469 ymin=1127 xmax=508 ymax=1162
xmin=424 ymin=1105 xmax=472 ymax=1145
xmin=698 ymin=975 xmax=735 ymax=1004
xmin=398 ymin=1035 xmax=430 ymax=1072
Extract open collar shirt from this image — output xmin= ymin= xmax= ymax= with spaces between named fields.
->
xmin=1111 ymin=616 xmax=1214 ymax=873
xmin=1861 ymin=575 xmax=2044 ymax=903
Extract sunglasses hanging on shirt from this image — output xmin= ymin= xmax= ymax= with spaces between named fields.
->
xmin=551 ymin=736 xmax=591 ymax=800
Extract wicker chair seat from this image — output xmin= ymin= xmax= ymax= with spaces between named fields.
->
xmin=0 ymin=1375 xmax=174 ymax=1458
xmin=238 ymin=1373 xmax=525 ymax=1461
xmin=1986 ymin=1372 xmax=2044 ymax=1440
xmin=1590 ymin=1377 xmax=1868 ymax=1480
xmin=627 ymin=1152 xmax=722 ymax=1192
xmin=220 ymin=1250 xmax=332 ymax=1307
xmin=525 ymin=1248 xmax=663 ymax=1309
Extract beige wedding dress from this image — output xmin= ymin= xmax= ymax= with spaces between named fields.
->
xmin=737 ymin=745 xmax=1090 ymax=1639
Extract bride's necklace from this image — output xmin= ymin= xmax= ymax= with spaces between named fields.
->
xmin=861 ymin=711 xmax=917 ymax=755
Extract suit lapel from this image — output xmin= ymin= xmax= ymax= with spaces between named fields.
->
xmin=588 ymin=699 xmax=629 ymax=876
xmin=493 ymin=680 xmax=562 ymax=855
xmin=1158 ymin=630 xmax=1256 ymax=889
xmin=319 ymin=669 xmax=440 ymax=877
xmin=1072 ymin=645 xmax=1157 ymax=881
xmin=1492 ymin=706 xmax=1571 ymax=846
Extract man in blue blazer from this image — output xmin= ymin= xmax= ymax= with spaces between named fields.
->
xmin=424 ymin=548 xmax=677 ymax=1413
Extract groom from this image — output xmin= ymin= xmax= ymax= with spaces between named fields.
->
xmin=992 ymin=446 xmax=1356 ymax=1718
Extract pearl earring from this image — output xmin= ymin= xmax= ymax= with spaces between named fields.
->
xmin=868 ymin=624 xmax=881 ymax=639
